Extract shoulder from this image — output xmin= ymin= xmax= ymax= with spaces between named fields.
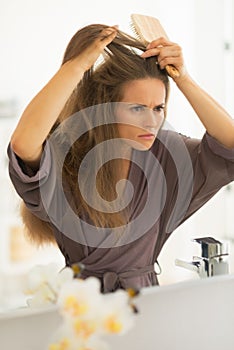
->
xmin=150 ymin=129 xmax=200 ymax=158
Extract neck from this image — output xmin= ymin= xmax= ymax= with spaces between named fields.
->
xmin=114 ymin=158 xmax=130 ymax=182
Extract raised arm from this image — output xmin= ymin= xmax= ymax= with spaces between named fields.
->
xmin=10 ymin=26 xmax=118 ymax=168
xmin=141 ymin=37 xmax=234 ymax=148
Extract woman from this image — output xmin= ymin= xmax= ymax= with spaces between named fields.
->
xmin=8 ymin=24 xmax=234 ymax=292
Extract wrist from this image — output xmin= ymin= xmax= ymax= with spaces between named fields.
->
xmin=174 ymin=72 xmax=194 ymax=89
xmin=62 ymin=59 xmax=87 ymax=77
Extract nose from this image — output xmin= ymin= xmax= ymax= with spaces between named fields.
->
xmin=142 ymin=109 xmax=160 ymax=129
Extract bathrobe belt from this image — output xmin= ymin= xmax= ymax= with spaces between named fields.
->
xmin=80 ymin=264 xmax=155 ymax=293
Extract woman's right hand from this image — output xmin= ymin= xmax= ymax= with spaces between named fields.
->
xmin=10 ymin=26 xmax=118 ymax=166
xmin=70 ymin=26 xmax=118 ymax=72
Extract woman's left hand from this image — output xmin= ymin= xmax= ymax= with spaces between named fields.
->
xmin=141 ymin=37 xmax=188 ymax=82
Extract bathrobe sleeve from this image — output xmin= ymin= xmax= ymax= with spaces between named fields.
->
xmin=180 ymin=132 xmax=234 ymax=222
xmin=7 ymin=140 xmax=63 ymax=222
xmin=153 ymin=130 xmax=234 ymax=254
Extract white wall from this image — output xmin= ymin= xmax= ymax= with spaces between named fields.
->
xmin=159 ymin=0 xmax=234 ymax=284
xmin=0 ymin=0 xmax=234 ymax=284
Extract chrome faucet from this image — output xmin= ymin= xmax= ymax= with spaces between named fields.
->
xmin=175 ymin=237 xmax=229 ymax=278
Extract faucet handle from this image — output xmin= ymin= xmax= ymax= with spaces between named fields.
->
xmin=193 ymin=237 xmax=229 ymax=259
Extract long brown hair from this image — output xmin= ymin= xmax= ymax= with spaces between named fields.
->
xmin=21 ymin=24 xmax=170 ymax=245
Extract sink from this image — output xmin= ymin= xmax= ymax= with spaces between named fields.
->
xmin=112 ymin=273 xmax=234 ymax=350
xmin=0 ymin=306 xmax=62 ymax=350
xmin=1 ymin=274 xmax=234 ymax=350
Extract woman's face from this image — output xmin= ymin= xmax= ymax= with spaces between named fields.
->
xmin=115 ymin=78 xmax=166 ymax=151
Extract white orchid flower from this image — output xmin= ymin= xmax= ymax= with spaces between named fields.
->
xmin=25 ymin=263 xmax=74 ymax=308
xmin=24 ymin=263 xmax=136 ymax=349
xmin=48 ymin=321 xmax=109 ymax=350
xmin=100 ymin=290 xmax=135 ymax=335
xmin=58 ymin=277 xmax=103 ymax=320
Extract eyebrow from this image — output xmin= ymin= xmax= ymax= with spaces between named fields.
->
xmin=128 ymin=103 xmax=166 ymax=108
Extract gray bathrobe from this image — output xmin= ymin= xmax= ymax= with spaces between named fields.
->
xmin=8 ymin=129 xmax=234 ymax=292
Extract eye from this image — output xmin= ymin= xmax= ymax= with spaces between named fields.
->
xmin=153 ymin=105 xmax=165 ymax=113
xmin=130 ymin=105 xmax=145 ymax=113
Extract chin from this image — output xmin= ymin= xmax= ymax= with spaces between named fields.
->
xmin=136 ymin=144 xmax=153 ymax=151
xmin=124 ymin=139 xmax=155 ymax=151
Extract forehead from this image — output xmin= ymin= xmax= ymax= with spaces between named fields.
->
xmin=120 ymin=78 xmax=166 ymax=105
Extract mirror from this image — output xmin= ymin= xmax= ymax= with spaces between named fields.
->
xmin=0 ymin=0 xmax=234 ymax=312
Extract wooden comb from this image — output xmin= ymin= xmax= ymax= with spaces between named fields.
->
xmin=130 ymin=13 xmax=180 ymax=79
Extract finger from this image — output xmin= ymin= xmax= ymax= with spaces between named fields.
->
xmin=141 ymin=45 xmax=181 ymax=60
xmin=157 ymin=47 xmax=182 ymax=63
xmin=100 ymin=27 xmax=118 ymax=43
xmin=146 ymin=37 xmax=176 ymax=49
xmin=141 ymin=48 xmax=160 ymax=58
xmin=158 ymin=57 xmax=183 ymax=70
xmin=157 ymin=46 xmax=183 ymax=66
xmin=90 ymin=27 xmax=117 ymax=54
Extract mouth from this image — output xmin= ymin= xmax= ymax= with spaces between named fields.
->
xmin=138 ymin=133 xmax=155 ymax=139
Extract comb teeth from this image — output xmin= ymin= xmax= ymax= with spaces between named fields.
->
xmin=130 ymin=17 xmax=149 ymax=46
